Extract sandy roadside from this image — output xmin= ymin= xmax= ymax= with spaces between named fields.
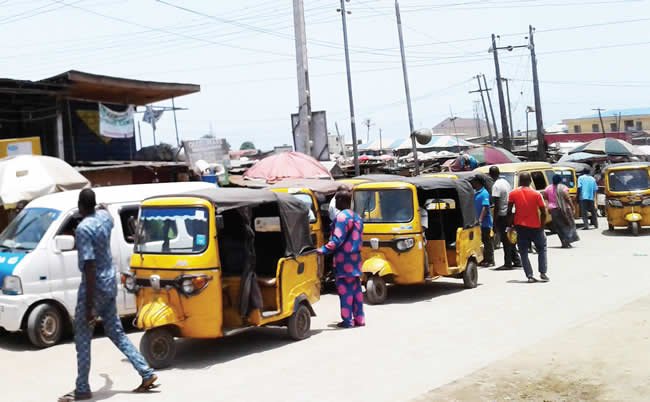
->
xmin=414 ymin=295 xmax=650 ymax=402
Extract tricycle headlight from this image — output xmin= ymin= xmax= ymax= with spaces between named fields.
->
xmin=181 ymin=278 xmax=195 ymax=295
xmin=608 ymin=199 xmax=623 ymax=207
xmin=2 ymin=275 xmax=23 ymax=295
xmin=395 ymin=238 xmax=415 ymax=252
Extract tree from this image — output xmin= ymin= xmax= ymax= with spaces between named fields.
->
xmin=240 ymin=141 xmax=256 ymax=150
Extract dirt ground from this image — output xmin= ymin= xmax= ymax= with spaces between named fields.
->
xmin=414 ymin=295 xmax=650 ymax=402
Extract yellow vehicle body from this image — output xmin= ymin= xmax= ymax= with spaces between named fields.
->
xmin=128 ymin=189 xmax=320 ymax=368
xmin=604 ymin=162 xmax=650 ymax=235
xmin=353 ymin=179 xmax=482 ymax=304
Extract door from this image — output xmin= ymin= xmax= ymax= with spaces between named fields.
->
xmin=48 ymin=211 xmax=83 ymax=315
xmin=112 ymin=204 xmax=140 ymax=314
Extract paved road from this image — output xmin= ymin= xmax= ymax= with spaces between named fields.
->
xmin=2 ymin=218 xmax=650 ymax=402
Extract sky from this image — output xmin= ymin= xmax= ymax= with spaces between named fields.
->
xmin=2 ymin=0 xmax=649 ymax=151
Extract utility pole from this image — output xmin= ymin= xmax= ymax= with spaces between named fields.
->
xmin=395 ymin=0 xmax=419 ymax=175
xmin=473 ymin=100 xmax=482 ymax=138
xmin=379 ymin=128 xmax=383 ymax=155
xmin=363 ymin=118 xmax=374 ymax=143
xmin=171 ymin=97 xmax=180 ymax=147
xmin=338 ymin=0 xmax=360 ymax=175
xmin=529 ymin=25 xmax=545 ymax=161
xmin=469 ymin=75 xmax=493 ymax=145
xmin=293 ymin=0 xmax=312 ymax=157
xmin=501 ymin=78 xmax=514 ymax=147
xmin=491 ymin=34 xmax=511 ymax=150
xmin=482 ymin=74 xmax=499 ymax=144
xmin=593 ymin=108 xmax=607 ymax=138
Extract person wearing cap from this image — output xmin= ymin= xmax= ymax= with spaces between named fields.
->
xmin=60 ymin=189 xmax=157 ymax=401
xmin=470 ymin=176 xmax=494 ymax=267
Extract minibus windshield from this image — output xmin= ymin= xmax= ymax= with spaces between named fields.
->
xmin=608 ymin=169 xmax=650 ymax=192
xmin=135 ymin=207 xmax=209 ymax=254
xmin=0 ymin=208 xmax=61 ymax=251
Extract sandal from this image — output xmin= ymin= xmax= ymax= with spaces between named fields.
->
xmin=133 ymin=374 xmax=160 ymax=393
xmin=58 ymin=391 xmax=93 ymax=401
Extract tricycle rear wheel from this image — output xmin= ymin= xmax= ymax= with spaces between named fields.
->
xmin=140 ymin=327 xmax=176 ymax=369
xmin=287 ymin=304 xmax=311 ymax=341
xmin=463 ymin=260 xmax=478 ymax=289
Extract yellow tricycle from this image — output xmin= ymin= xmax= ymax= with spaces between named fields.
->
xmin=604 ymin=162 xmax=650 ymax=235
xmin=352 ymin=176 xmax=482 ymax=304
xmin=124 ymin=188 xmax=320 ymax=368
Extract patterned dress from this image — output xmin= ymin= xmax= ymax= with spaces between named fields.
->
xmin=319 ymin=209 xmax=365 ymax=327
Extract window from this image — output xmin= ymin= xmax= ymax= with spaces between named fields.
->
xmin=573 ymin=125 xmax=581 ymax=133
xmin=119 ymin=206 xmax=140 ymax=243
xmin=354 ymin=189 xmax=413 ymax=223
xmin=608 ymin=169 xmax=650 ymax=192
xmin=610 ymin=123 xmax=618 ymax=132
xmin=636 ymin=121 xmax=643 ymax=131
xmin=290 ymin=193 xmax=317 ymax=223
xmin=624 ymin=120 xmax=634 ymax=131
xmin=0 ymin=208 xmax=61 ymax=251
xmin=530 ymin=171 xmax=548 ymax=190
xmin=135 ymin=207 xmax=209 ymax=254
xmin=592 ymin=123 xmax=600 ymax=132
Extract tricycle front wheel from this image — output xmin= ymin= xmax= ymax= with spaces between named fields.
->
xmin=630 ymin=221 xmax=640 ymax=236
xmin=366 ymin=275 xmax=388 ymax=305
xmin=140 ymin=327 xmax=176 ymax=369
xmin=463 ymin=260 xmax=478 ymax=289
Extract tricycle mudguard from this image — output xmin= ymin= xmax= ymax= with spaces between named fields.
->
xmin=136 ymin=298 xmax=182 ymax=330
xmin=362 ymin=255 xmax=394 ymax=277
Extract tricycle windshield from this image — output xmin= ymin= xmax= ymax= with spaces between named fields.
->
xmin=551 ymin=170 xmax=576 ymax=188
xmin=608 ymin=169 xmax=650 ymax=192
xmin=0 ymin=208 xmax=60 ymax=252
xmin=135 ymin=206 xmax=209 ymax=254
xmin=354 ymin=189 xmax=413 ymax=223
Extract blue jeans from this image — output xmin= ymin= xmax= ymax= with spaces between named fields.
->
xmin=74 ymin=290 xmax=154 ymax=393
xmin=516 ymin=226 xmax=547 ymax=278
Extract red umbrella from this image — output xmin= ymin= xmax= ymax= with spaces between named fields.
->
xmin=243 ymin=151 xmax=332 ymax=183
xmin=467 ymin=145 xmax=520 ymax=165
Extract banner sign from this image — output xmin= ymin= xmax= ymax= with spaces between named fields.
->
xmin=99 ymin=103 xmax=135 ymax=138
xmin=183 ymin=138 xmax=231 ymax=168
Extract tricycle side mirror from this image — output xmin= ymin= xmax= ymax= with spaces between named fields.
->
xmin=55 ymin=235 xmax=75 ymax=252
xmin=216 ymin=214 xmax=225 ymax=231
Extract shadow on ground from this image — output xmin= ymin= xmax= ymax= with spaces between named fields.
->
xmin=375 ymin=281 xmax=471 ymax=306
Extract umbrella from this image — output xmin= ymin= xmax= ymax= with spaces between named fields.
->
xmin=0 ymin=155 xmax=90 ymax=206
xmin=466 ymin=145 xmax=520 ymax=165
xmin=428 ymin=135 xmax=477 ymax=148
xmin=568 ymin=138 xmax=641 ymax=156
xmin=553 ymin=161 xmax=592 ymax=174
xmin=558 ymin=152 xmax=605 ymax=163
xmin=243 ymin=151 xmax=332 ymax=183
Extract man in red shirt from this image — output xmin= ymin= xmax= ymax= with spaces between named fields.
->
xmin=507 ymin=172 xmax=549 ymax=283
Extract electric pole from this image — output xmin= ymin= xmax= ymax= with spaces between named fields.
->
xmin=473 ymin=100 xmax=482 ymax=138
xmin=593 ymin=108 xmax=607 ymax=138
xmin=395 ymin=0 xmax=419 ymax=175
xmin=482 ymin=74 xmax=499 ymax=144
xmin=491 ymin=34 xmax=511 ymax=150
xmin=501 ymin=77 xmax=514 ymax=147
xmin=363 ymin=118 xmax=374 ymax=143
xmin=529 ymin=25 xmax=545 ymax=161
xmin=469 ymin=75 xmax=493 ymax=145
xmin=338 ymin=0 xmax=360 ymax=175
xmin=293 ymin=0 xmax=312 ymax=157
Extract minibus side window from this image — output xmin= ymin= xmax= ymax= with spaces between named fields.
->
xmin=119 ymin=207 xmax=140 ymax=243
xmin=531 ymin=171 xmax=548 ymax=190
xmin=57 ymin=214 xmax=83 ymax=249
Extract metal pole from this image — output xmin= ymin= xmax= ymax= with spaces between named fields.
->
xmin=379 ymin=128 xmax=383 ymax=155
xmin=293 ymin=0 xmax=312 ymax=156
xmin=171 ymin=97 xmax=180 ymax=147
xmin=492 ymin=34 xmax=511 ymax=150
xmin=137 ymin=121 xmax=143 ymax=150
xmin=526 ymin=111 xmax=530 ymax=155
xmin=502 ymin=78 xmax=514 ymax=148
xmin=395 ymin=0 xmax=419 ymax=175
xmin=530 ymin=25 xmax=546 ymax=161
xmin=339 ymin=0 xmax=359 ymax=175
xmin=475 ymin=76 xmax=494 ymax=145
xmin=482 ymin=74 xmax=499 ymax=144
xmin=450 ymin=116 xmax=460 ymax=154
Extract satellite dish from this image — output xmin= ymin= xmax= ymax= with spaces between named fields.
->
xmin=412 ymin=128 xmax=432 ymax=145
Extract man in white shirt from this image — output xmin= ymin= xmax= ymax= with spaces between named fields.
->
xmin=489 ymin=166 xmax=521 ymax=269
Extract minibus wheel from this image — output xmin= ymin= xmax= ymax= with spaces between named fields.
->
xmin=27 ymin=303 xmax=64 ymax=348
xmin=288 ymin=304 xmax=311 ymax=341
xmin=463 ymin=260 xmax=478 ymax=289
xmin=140 ymin=327 xmax=176 ymax=369
xmin=366 ymin=275 xmax=387 ymax=305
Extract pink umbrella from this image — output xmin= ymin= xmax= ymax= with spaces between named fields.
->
xmin=467 ymin=145 xmax=520 ymax=165
xmin=243 ymin=151 xmax=332 ymax=183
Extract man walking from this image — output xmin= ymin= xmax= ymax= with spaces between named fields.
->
xmin=507 ymin=172 xmax=549 ymax=283
xmin=578 ymin=170 xmax=599 ymax=230
xmin=489 ymin=166 xmax=521 ymax=269
xmin=471 ymin=176 xmax=494 ymax=267
xmin=60 ymin=189 xmax=157 ymax=401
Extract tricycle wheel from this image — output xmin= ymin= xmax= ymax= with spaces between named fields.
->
xmin=140 ymin=327 xmax=176 ymax=369
xmin=366 ymin=275 xmax=387 ymax=305
xmin=630 ymin=221 xmax=640 ymax=236
xmin=608 ymin=224 xmax=614 ymax=232
xmin=287 ymin=304 xmax=311 ymax=341
xmin=27 ymin=303 xmax=64 ymax=348
xmin=463 ymin=260 xmax=478 ymax=289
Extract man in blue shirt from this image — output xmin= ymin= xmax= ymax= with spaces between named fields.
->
xmin=471 ymin=177 xmax=494 ymax=267
xmin=61 ymin=189 xmax=157 ymax=401
xmin=460 ymin=153 xmax=479 ymax=171
xmin=578 ymin=171 xmax=599 ymax=230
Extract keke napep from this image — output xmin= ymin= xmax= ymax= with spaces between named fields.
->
xmin=124 ymin=187 xmax=320 ymax=368
xmin=351 ymin=175 xmax=482 ymax=304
